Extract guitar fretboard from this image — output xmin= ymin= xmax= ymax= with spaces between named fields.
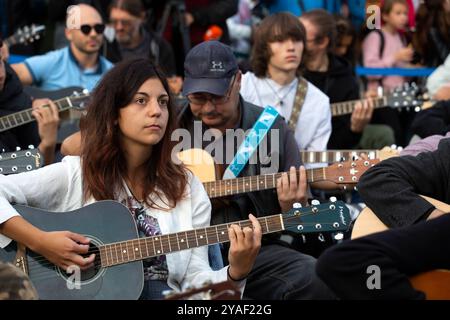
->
xmin=99 ymin=215 xmax=283 ymax=267
xmin=202 ymin=167 xmax=327 ymax=199
xmin=300 ymin=150 xmax=378 ymax=164
xmin=0 ymin=96 xmax=83 ymax=133
xmin=331 ymin=97 xmax=386 ymax=116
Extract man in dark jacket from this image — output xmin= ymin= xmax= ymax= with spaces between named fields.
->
xmin=411 ymin=100 xmax=450 ymax=139
xmin=315 ymin=138 xmax=450 ymax=299
xmin=177 ymin=40 xmax=335 ymax=300
xmin=0 ymin=39 xmax=59 ymax=165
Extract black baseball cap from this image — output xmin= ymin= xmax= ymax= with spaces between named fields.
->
xmin=183 ymin=41 xmax=238 ymax=96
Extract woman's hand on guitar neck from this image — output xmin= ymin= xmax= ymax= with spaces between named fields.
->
xmin=36 ymin=231 xmax=95 ymax=271
xmin=277 ymin=166 xmax=308 ymax=213
xmin=227 ymin=214 xmax=262 ymax=281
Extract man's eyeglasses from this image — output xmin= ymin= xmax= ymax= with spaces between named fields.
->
xmin=79 ymin=24 xmax=105 ymax=36
xmin=187 ymin=76 xmax=236 ymax=105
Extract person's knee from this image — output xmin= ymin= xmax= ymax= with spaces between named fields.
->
xmin=284 ymin=254 xmax=335 ymax=299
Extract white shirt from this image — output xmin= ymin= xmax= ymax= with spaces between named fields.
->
xmin=0 ymin=156 xmax=241 ymax=293
xmin=240 ymin=72 xmax=331 ymax=151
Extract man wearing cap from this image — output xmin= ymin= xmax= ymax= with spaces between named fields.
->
xmin=59 ymin=42 xmax=335 ymax=299
xmin=177 ymin=40 xmax=334 ymax=299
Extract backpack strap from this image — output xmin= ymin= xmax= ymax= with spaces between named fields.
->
xmin=371 ymin=29 xmax=385 ymax=87
xmin=288 ymin=77 xmax=308 ymax=131
xmin=372 ymin=29 xmax=385 ymax=59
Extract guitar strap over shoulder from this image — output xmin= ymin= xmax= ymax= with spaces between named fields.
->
xmin=288 ymin=77 xmax=308 ymax=131
xmin=222 ymin=106 xmax=279 ymax=180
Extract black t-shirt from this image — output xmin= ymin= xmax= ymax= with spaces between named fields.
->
xmin=0 ymin=63 xmax=40 ymax=152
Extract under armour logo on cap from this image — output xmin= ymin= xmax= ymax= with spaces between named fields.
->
xmin=183 ymin=41 xmax=238 ymax=96
xmin=211 ymin=61 xmax=225 ymax=72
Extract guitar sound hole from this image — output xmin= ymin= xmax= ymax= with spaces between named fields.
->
xmin=79 ymin=243 xmax=101 ymax=281
xmin=59 ymin=243 xmax=102 ymax=283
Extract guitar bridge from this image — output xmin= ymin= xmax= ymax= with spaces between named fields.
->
xmin=14 ymin=243 xmax=29 ymax=275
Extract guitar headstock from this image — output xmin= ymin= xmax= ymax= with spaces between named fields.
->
xmin=386 ymin=82 xmax=427 ymax=112
xmin=0 ymin=148 xmax=42 ymax=175
xmin=69 ymin=89 xmax=90 ymax=111
xmin=326 ymin=159 xmax=379 ymax=185
xmin=282 ymin=200 xmax=351 ymax=234
xmin=164 ymin=280 xmax=240 ymax=300
xmin=7 ymin=24 xmax=45 ymax=46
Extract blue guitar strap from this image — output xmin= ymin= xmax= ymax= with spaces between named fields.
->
xmin=223 ymin=106 xmax=279 ymax=179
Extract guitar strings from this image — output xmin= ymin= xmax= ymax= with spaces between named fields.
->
xmin=21 ymin=210 xmax=347 ymax=278
xmin=23 ymin=210 xmax=344 ymax=270
xmin=25 ymin=220 xmax=342 ymax=274
xmin=22 ymin=208 xmax=332 ymax=265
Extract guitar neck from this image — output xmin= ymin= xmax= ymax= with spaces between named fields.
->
xmin=99 ymin=215 xmax=284 ymax=267
xmin=300 ymin=150 xmax=378 ymax=164
xmin=202 ymin=167 xmax=328 ymax=198
xmin=331 ymin=97 xmax=386 ymax=116
xmin=0 ymin=97 xmax=76 ymax=133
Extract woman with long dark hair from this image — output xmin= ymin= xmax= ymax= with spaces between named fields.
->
xmin=412 ymin=0 xmax=450 ymax=67
xmin=0 ymin=59 xmax=261 ymax=299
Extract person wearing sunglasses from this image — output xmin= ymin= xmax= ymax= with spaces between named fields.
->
xmin=11 ymin=4 xmax=113 ymax=92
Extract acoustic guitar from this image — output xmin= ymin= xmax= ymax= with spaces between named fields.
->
xmin=0 ymin=200 xmax=350 ymax=299
xmin=3 ymin=25 xmax=45 ymax=48
xmin=300 ymin=146 xmax=399 ymax=164
xmin=352 ymin=196 xmax=450 ymax=299
xmin=0 ymin=148 xmax=42 ymax=175
xmin=330 ymin=83 xmax=432 ymax=117
xmin=177 ymin=148 xmax=379 ymax=197
xmin=0 ymin=90 xmax=89 ymax=133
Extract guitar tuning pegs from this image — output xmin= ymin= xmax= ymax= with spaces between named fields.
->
xmin=329 ymin=196 xmax=337 ymax=203
xmin=414 ymin=106 xmax=421 ymax=112
xmin=353 ymin=186 xmax=358 ymax=191
xmin=390 ymin=144 xmax=397 ymax=150
xmin=28 ymin=145 xmax=35 ymax=150
xmin=301 ymin=234 xmax=306 ymax=244
xmin=333 ymin=232 xmax=344 ymax=241
xmin=311 ymin=199 xmax=320 ymax=206
xmin=318 ymin=233 xmax=325 ymax=242
xmin=82 ymin=89 xmax=89 ymax=94
xmin=292 ymin=202 xmax=302 ymax=209
xmin=16 ymin=147 xmax=21 ymax=151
